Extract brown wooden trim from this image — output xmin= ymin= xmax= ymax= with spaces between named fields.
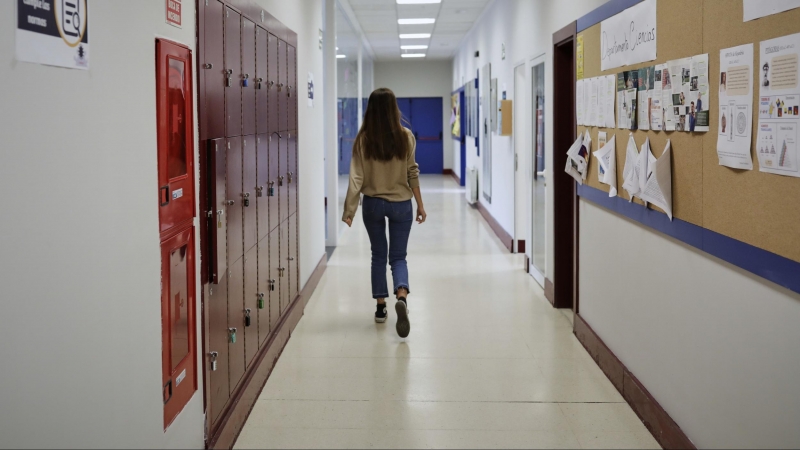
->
xmin=553 ymin=20 xmax=576 ymax=46
xmin=573 ymin=313 xmax=696 ymax=450
xmin=517 ymin=239 xmax=526 ymax=254
xmin=544 ymin=277 xmax=554 ymax=306
xmin=208 ymin=254 xmax=327 ymax=450
xmin=474 ymin=201 xmax=513 ymax=252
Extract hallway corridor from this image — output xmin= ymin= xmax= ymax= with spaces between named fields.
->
xmin=235 ymin=176 xmax=659 ymax=449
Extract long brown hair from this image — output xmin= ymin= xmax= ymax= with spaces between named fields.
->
xmin=355 ymin=88 xmax=409 ymax=161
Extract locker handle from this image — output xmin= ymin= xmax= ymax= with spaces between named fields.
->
xmin=268 ymin=80 xmax=274 ymax=89
xmin=288 ymin=257 xmax=294 ymax=261
xmin=203 ymin=63 xmax=213 ymax=69
xmin=271 ymin=131 xmax=282 ymax=139
xmin=287 ymin=86 xmax=292 ymax=97
xmin=287 ymin=172 xmax=293 ymax=183
xmin=278 ymin=176 xmax=284 ymax=187
xmin=160 ymin=185 xmax=170 ymax=207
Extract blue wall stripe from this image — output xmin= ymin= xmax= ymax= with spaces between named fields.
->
xmin=577 ymin=0 xmax=644 ymax=33
xmin=577 ymin=184 xmax=800 ymax=295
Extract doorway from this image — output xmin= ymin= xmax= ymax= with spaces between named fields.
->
xmin=552 ymin=22 xmax=578 ymax=311
xmin=530 ymin=56 xmax=547 ymax=287
xmin=513 ymin=63 xmax=529 ymax=262
xmin=397 ymin=97 xmax=444 ymax=174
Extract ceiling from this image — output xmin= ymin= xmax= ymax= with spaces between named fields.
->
xmin=343 ymin=0 xmax=492 ymax=61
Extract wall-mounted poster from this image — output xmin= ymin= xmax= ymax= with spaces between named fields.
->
xmin=600 ymin=0 xmax=657 ymax=71
xmin=451 ymin=93 xmax=461 ymax=138
xmin=16 ymin=0 xmax=90 ymax=70
xmin=717 ymin=44 xmax=754 ymax=169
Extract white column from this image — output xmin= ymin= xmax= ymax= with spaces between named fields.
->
xmin=357 ymin=44 xmax=363 ymax=128
xmin=324 ymin=0 xmax=339 ymax=246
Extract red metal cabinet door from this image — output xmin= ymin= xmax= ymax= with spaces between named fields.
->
xmin=278 ymin=40 xmax=288 ymax=132
xmin=288 ymin=45 xmax=297 ymax=131
xmin=279 ymin=221 xmax=290 ymax=315
xmin=157 ymin=39 xmax=195 ymax=235
xmin=287 ymin=131 xmax=297 ymax=217
xmin=160 ymin=225 xmax=197 ymax=429
xmin=289 ymin=213 xmax=298 ymax=300
xmin=257 ymin=236 xmax=271 ymax=345
xmin=267 ymin=33 xmax=279 ymax=133
xmin=224 ymin=7 xmax=242 ymax=137
xmin=201 ymin=0 xmax=225 ymax=140
xmin=244 ymin=247 xmax=258 ymax=367
xmin=226 ymin=137 xmax=244 ymax=261
xmin=278 ymin=134 xmax=289 ymax=224
xmin=255 ymin=27 xmax=269 ymax=134
xmin=241 ymin=18 xmax=256 ymax=136
xmin=207 ymin=274 xmax=230 ymax=424
xmin=256 ymin=134 xmax=269 ymax=241
xmin=227 ymin=257 xmax=245 ymax=393
xmin=268 ymin=133 xmax=281 ymax=233
xmin=208 ymin=138 xmax=227 ymax=284
xmin=268 ymin=228 xmax=281 ymax=331
xmin=242 ymin=136 xmax=257 ymax=253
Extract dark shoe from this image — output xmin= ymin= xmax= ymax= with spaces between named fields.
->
xmin=395 ymin=298 xmax=410 ymax=338
xmin=375 ymin=303 xmax=387 ymax=323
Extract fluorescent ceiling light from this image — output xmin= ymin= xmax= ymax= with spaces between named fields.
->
xmin=401 ymin=45 xmax=429 ymax=50
xmin=401 ymin=53 xmax=426 ymax=58
xmin=336 ymin=54 xmax=346 ymax=59
xmin=399 ymin=33 xmax=431 ymax=39
xmin=397 ymin=0 xmax=441 ymax=4
xmin=398 ymin=18 xmax=435 ymax=25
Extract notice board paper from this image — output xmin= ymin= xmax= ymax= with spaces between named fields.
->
xmin=640 ymin=140 xmax=673 ymax=220
xmin=743 ymin=0 xmax=800 ymax=22
xmin=594 ymin=134 xmax=618 ymax=197
xmin=600 ymin=0 xmax=657 ymax=71
xmin=717 ymin=44 xmax=754 ymax=170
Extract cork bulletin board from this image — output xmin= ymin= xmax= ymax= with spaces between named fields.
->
xmin=577 ymin=0 xmax=800 ymax=265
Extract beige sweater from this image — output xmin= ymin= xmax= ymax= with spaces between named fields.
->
xmin=343 ymin=128 xmax=420 ymax=220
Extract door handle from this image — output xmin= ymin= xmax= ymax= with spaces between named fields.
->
xmin=160 ymin=185 xmax=170 ymax=206
xmin=536 ymin=171 xmax=546 ymax=178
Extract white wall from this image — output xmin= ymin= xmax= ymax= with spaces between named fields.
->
xmin=375 ymin=60 xmax=454 ymax=171
xmin=0 ymin=1 xmax=325 ymax=447
xmin=452 ymin=0 xmax=606 ymax=279
xmin=579 ymin=200 xmax=800 ymax=448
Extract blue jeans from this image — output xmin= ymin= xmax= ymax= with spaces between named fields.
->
xmin=362 ymin=196 xmax=413 ymax=299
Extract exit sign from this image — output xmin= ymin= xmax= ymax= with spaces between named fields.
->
xmin=166 ymin=0 xmax=182 ymax=28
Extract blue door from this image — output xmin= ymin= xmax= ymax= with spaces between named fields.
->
xmin=338 ymin=98 xmax=358 ymax=175
xmin=398 ymin=97 xmax=443 ymax=174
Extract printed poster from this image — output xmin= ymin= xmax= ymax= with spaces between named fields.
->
xmin=662 ymin=55 xmax=709 ymax=132
xmin=16 ymin=0 xmax=89 ymax=70
xmin=717 ymin=44 xmax=754 ymax=170
xmin=617 ymin=71 xmax=638 ymax=131
xmin=756 ymin=33 xmax=800 ymax=177
xmin=600 ymin=0 xmax=657 ymax=71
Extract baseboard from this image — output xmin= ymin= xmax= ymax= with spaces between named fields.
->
xmin=573 ymin=313 xmax=696 ymax=450
xmin=544 ymin=278 xmax=555 ymax=306
xmin=442 ymin=168 xmax=460 ymax=184
xmin=208 ymin=254 xmax=328 ymax=449
xmin=473 ymin=201 xmax=513 ymax=252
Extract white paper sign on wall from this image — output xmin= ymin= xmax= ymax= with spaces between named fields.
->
xmin=600 ymin=0 xmax=656 ymax=71
xmin=16 ymin=0 xmax=90 ymax=70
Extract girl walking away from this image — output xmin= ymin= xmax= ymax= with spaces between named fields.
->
xmin=342 ymin=87 xmax=427 ymax=338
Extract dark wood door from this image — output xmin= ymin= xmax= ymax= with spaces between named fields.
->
xmin=224 ymin=7 xmax=242 ymax=136
xmin=287 ymin=131 xmax=297 ymax=217
xmin=227 ymin=256 xmax=245 ymax=393
xmin=241 ymin=18 xmax=256 ymax=136
xmin=209 ymin=138 xmax=227 ymax=284
xmin=226 ymin=137 xmax=244 ymax=261
xmin=289 ymin=213 xmax=298 ymax=300
xmin=267 ymin=33 xmax=280 ymax=133
xmin=207 ymin=274 xmax=229 ymax=424
xmin=202 ymin=0 xmax=225 ymax=140
xmin=256 ymin=27 xmax=269 ymax=134
xmin=257 ymin=236 xmax=271 ymax=345
xmin=243 ymin=247 xmax=258 ymax=367
xmin=256 ymin=133 xmax=269 ymax=241
xmin=269 ymin=227 xmax=281 ymax=330
xmin=288 ymin=45 xmax=297 ymax=130
xmin=242 ymin=136 xmax=257 ymax=253
xmin=278 ymin=39 xmax=288 ymax=132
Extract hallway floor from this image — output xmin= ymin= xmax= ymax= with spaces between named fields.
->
xmin=235 ymin=176 xmax=659 ymax=449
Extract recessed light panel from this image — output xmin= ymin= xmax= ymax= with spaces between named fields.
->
xmin=398 ymin=18 xmax=435 ymax=25
xmin=397 ymin=0 xmax=441 ymax=4
xmin=401 ymin=45 xmax=428 ymax=50
xmin=336 ymin=54 xmax=346 ymax=59
xmin=399 ymin=33 xmax=431 ymax=39
xmin=401 ymin=53 xmax=426 ymax=58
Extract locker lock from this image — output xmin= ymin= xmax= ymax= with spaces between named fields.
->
xmin=209 ymin=351 xmax=219 ymax=371
xmin=268 ymin=80 xmax=275 ymax=89
xmin=242 ymin=73 xmax=250 ymax=88
xmin=257 ymin=293 xmax=265 ymax=309
xmin=228 ymin=328 xmax=237 ymax=344
xmin=278 ymin=267 xmax=285 ymax=277
xmin=203 ymin=63 xmax=213 ymax=69
xmin=225 ymin=69 xmax=233 ymax=87
xmin=217 ymin=209 xmax=224 ymax=229
xmin=256 ymin=77 xmax=263 ymax=89
xmin=268 ymin=279 xmax=275 ymax=291
xmin=287 ymin=86 xmax=292 ymax=98
xmin=268 ymin=181 xmax=275 ymax=196
xmin=242 ymin=192 xmax=251 ymax=207
xmin=278 ymin=176 xmax=284 ymax=187
xmin=288 ymin=256 xmax=295 ymax=261
xmin=277 ymin=83 xmax=284 ymax=92
xmin=225 ymin=199 xmax=235 ymax=206
xmin=244 ymin=309 xmax=252 ymax=327
xmin=287 ymin=172 xmax=293 ymax=184
xmin=257 ymin=186 xmax=264 ymax=197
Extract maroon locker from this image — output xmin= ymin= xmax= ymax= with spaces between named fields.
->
xmin=227 ymin=257 xmax=245 ymax=393
xmin=256 ymin=134 xmax=269 ymax=241
xmin=207 ymin=274 xmax=230 ymax=424
xmin=243 ymin=247 xmax=258 ymax=367
xmin=278 ymin=134 xmax=289 ymax=224
xmin=287 ymin=131 xmax=297 ymax=217
xmin=277 ymin=39 xmax=288 ymax=132
xmin=289 ymin=213 xmax=298 ymax=300
xmin=255 ymin=27 xmax=269 ymax=134
xmin=257 ymin=236 xmax=271 ymax=345
xmin=201 ymin=0 xmax=225 ymax=140
xmin=288 ymin=45 xmax=297 ymax=131
xmin=278 ymin=221 xmax=290 ymax=314
xmin=226 ymin=137 xmax=244 ymax=261
xmin=157 ymin=39 xmax=195 ymax=235
xmin=208 ymin=138 xmax=227 ymax=284
xmin=267 ymin=33 xmax=280 ymax=133
xmin=241 ymin=18 xmax=257 ymax=136
xmin=242 ymin=136 xmax=257 ymax=253
xmin=268 ymin=133 xmax=281 ymax=233
xmin=268 ymin=228 xmax=281 ymax=331
xmin=224 ymin=7 xmax=242 ymax=137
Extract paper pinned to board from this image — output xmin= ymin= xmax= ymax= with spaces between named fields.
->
xmin=637 ymin=137 xmax=656 ymax=200
xmin=593 ymin=134 xmax=618 ymax=197
xmin=605 ymin=75 xmax=617 ymax=128
xmin=576 ymin=79 xmax=585 ymax=125
xmin=565 ymin=130 xmax=591 ymax=184
xmin=622 ymin=134 xmax=639 ymax=200
xmin=640 ymin=140 xmax=674 ymax=220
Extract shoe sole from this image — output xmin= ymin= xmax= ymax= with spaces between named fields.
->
xmin=374 ymin=316 xmax=387 ymax=323
xmin=395 ymin=301 xmax=410 ymax=338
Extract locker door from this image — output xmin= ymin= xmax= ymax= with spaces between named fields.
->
xmin=157 ymin=39 xmax=195 ymax=235
xmin=278 ymin=39 xmax=288 ymax=132
xmin=269 ymin=133 xmax=281 ymax=232
xmin=287 ymin=131 xmax=297 ymax=217
xmin=226 ymin=137 xmax=244 ymax=261
xmin=241 ymin=18 xmax=256 ymax=136
xmin=278 ymin=134 xmax=289 ymax=224
xmin=287 ymin=45 xmax=297 ymax=130
xmin=243 ymin=247 xmax=258 ymax=367
xmin=224 ymin=7 xmax=242 ymax=137
xmin=208 ymin=138 xmax=227 ymax=284
xmin=256 ymin=134 xmax=269 ymax=241
xmin=242 ymin=136 xmax=257 ymax=253
xmin=289 ymin=213 xmax=298 ymax=300
xmin=202 ymin=0 xmax=225 ymax=140
xmin=227 ymin=257 xmax=245 ymax=392
xmin=257 ymin=236 xmax=271 ymax=345
xmin=268 ymin=228 xmax=281 ymax=330
xmin=160 ymin=225 xmax=197 ymax=428
xmin=267 ymin=33 xmax=280 ymax=133
xmin=207 ymin=274 xmax=229 ymax=424
xmin=255 ymin=27 xmax=269 ymax=134
xmin=279 ymin=221 xmax=290 ymax=314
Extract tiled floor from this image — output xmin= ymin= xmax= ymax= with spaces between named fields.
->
xmin=235 ymin=176 xmax=660 ymax=449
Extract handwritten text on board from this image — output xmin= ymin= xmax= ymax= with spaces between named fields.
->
xmin=600 ymin=0 xmax=657 ymax=71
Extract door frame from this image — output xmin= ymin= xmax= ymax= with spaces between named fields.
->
xmin=528 ymin=53 xmax=547 ymax=288
xmin=551 ymin=22 xmax=579 ymax=312
xmin=512 ymin=61 xmax=529 ymax=260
